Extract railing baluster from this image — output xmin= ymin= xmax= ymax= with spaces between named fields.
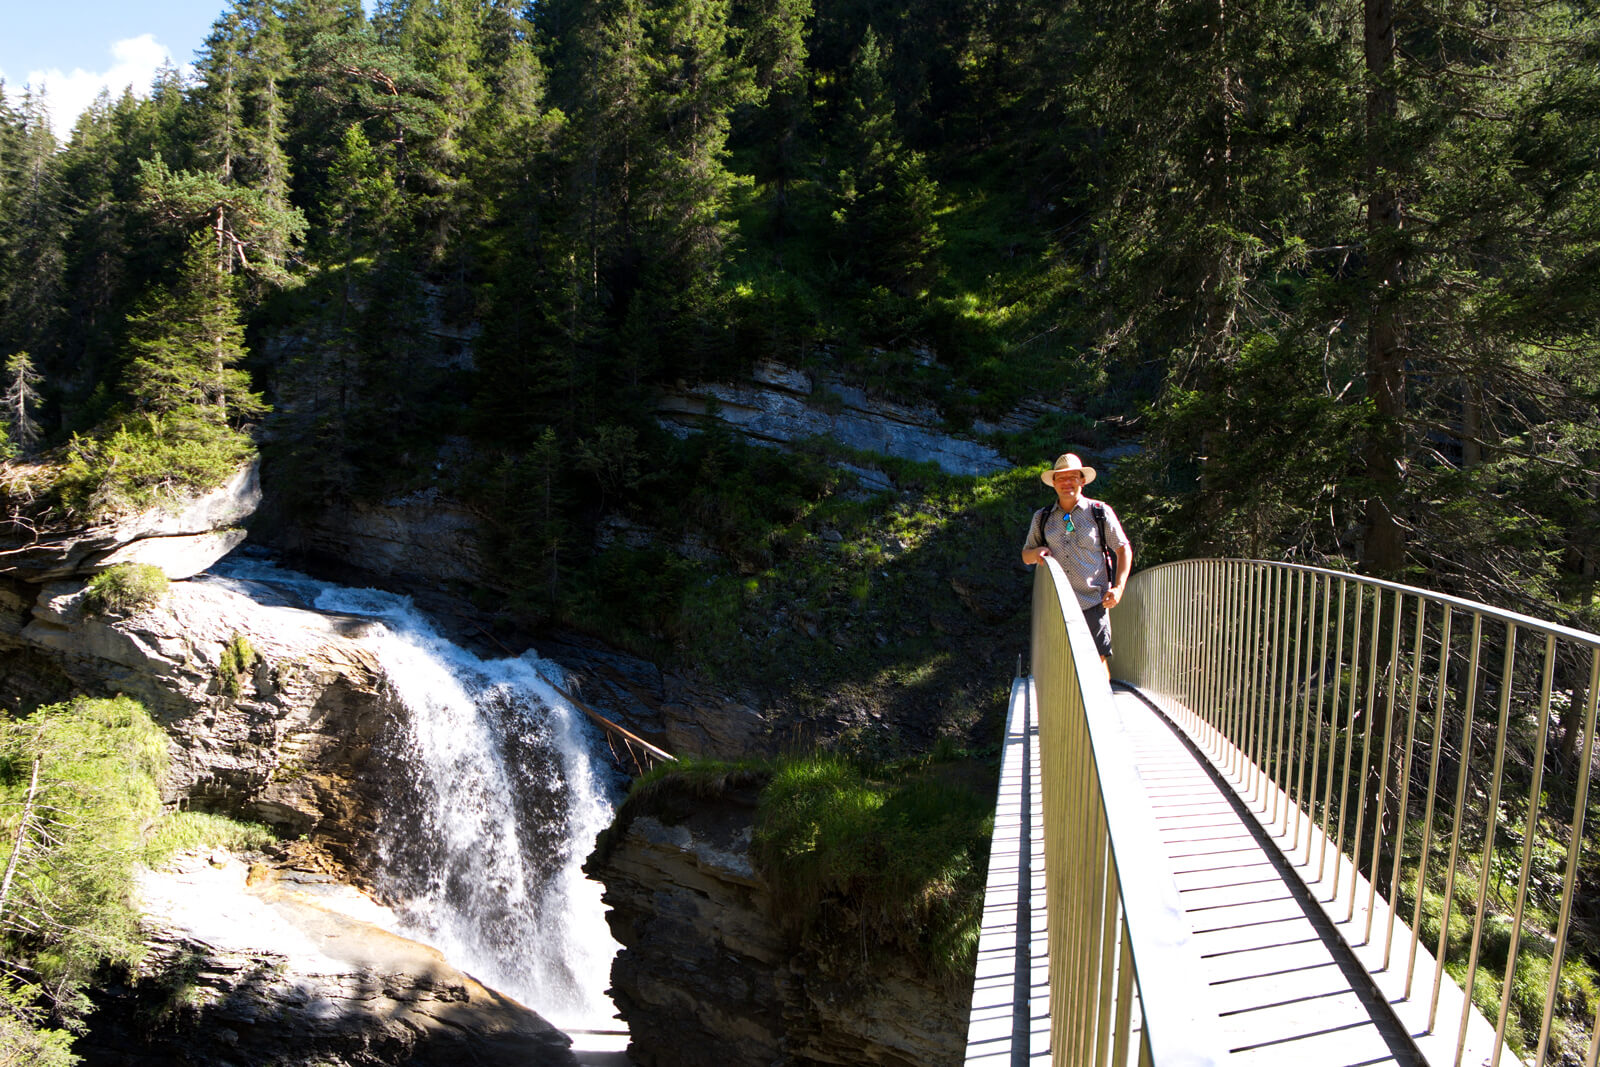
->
xmin=1382 ymin=595 xmax=1427 ymax=966
xmin=1408 ymin=604 xmax=1453 ymax=997
xmin=1336 ymin=581 xmax=1365 ymax=891
xmin=1357 ymin=588 xmax=1404 ymax=930
xmin=1457 ymin=624 xmax=1519 ymax=1064
xmin=1536 ymin=648 xmax=1600 ymax=1067
xmin=1112 ymin=911 xmax=1135 ymax=1067
xmin=1304 ymin=572 xmax=1333 ymax=867
xmin=1492 ymin=633 xmax=1557 ymax=1066
xmin=1318 ymin=578 xmax=1349 ymax=882
xmin=1433 ymin=611 xmax=1483 ymax=1031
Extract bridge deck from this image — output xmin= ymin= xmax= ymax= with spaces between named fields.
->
xmin=1120 ymin=690 xmax=1419 ymax=1066
xmin=965 ymin=685 xmax=1423 ymax=1066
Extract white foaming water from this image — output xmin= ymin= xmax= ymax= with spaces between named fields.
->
xmin=205 ymin=557 xmax=623 ymax=1032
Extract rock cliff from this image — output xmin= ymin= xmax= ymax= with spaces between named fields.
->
xmin=0 ymin=465 xmax=581 ymax=1063
xmin=585 ymin=783 xmax=969 ymax=1067
xmin=2 ymin=570 xmax=389 ymax=862
xmin=656 ymin=358 xmax=1035 ymax=480
xmin=0 ymin=461 xmax=260 ymax=581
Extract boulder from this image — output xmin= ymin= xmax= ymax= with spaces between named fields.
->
xmin=0 ymin=461 xmax=261 ymax=581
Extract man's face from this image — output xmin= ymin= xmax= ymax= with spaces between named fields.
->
xmin=1053 ymin=470 xmax=1085 ymax=498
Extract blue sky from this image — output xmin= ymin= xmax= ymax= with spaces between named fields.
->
xmin=2 ymin=0 xmax=365 ymax=138
xmin=0 ymin=0 xmax=227 ymax=135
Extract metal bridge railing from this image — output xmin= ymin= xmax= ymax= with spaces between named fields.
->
xmin=1031 ymin=557 xmax=1224 ymax=1067
xmin=1115 ymin=559 xmax=1600 ymax=1067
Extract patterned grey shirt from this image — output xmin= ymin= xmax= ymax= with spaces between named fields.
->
xmin=1023 ymin=497 xmax=1131 ymax=609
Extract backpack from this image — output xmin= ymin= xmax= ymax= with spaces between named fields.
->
xmin=1032 ymin=501 xmax=1118 ymax=586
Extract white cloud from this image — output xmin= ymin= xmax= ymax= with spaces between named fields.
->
xmin=16 ymin=35 xmax=185 ymax=139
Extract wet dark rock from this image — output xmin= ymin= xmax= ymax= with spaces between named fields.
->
xmin=80 ymin=856 xmax=576 ymax=1067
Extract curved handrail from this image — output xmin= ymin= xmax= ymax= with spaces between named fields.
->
xmin=1114 ymin=558 xmax=1600 ymax=1067
xmin=1031 ymin=557 xmax=1224 ymax=1066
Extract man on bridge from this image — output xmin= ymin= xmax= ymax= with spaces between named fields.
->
xmin=1020 ymin=453 xmax=1133 ymax=667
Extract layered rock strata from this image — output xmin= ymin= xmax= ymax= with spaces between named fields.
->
xmin=0 ymin=461 xmax=260 ymax=581
xmin=586 ymin=785 xmax=968 ymax=1067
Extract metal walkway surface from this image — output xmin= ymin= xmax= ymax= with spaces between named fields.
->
xmin=1121 ymin=689 xmax=1419 ymax=1066
xmin=966 ymin=683 xmax=1421 ymax=1066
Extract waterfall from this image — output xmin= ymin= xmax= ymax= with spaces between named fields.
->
xmin=205 ymin=557 xmax=624 ymax=1032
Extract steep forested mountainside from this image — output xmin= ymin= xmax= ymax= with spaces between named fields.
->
xmin=0 ymin=0 xmax=1594 ymax=700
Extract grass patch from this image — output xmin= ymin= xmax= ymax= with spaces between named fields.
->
xmin=144 ymin=810 xmax=278 ymax=867
xmin=82 ymin=563 xmax=170 ymax=617
xmin=754 ymin=749 xmax=994 ymax=986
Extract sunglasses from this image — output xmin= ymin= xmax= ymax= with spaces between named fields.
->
xmin=1061 ymin=514 xmax=1075 ymax=533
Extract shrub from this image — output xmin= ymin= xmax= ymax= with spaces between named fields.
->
xmin=83 ymin=566 xmax=170 ymax=617
xmin=82 ymin=563 xmax=170 ymax=617
xmin=54 ymin=418 xmax=255 ymax=520
xmin=0 ymin=696 xmax=167 ymax=1052
xmin=217 ymin=632 xmax=257 ymax=697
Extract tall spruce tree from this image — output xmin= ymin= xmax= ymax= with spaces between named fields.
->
xmin=124 ymin=232 xmax=266 ymax=431
xmin=0 ymin=89 xmax=67 ymax=367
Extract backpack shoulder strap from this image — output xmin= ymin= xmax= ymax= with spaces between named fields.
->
xmin=1089 ymin=502 xmax=1117 ymax=584
xmin=1030 ymin=505 xmax=1053 ymax=545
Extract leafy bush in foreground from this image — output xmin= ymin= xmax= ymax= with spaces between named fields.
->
xmin=0 ymin=696 xmax=168 ymax=1057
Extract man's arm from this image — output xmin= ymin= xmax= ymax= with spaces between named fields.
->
xmin=1022 ymin=507 xmax=1049 ymax=565
xmin=1102 ymin=541 xmax=1134 ymax=607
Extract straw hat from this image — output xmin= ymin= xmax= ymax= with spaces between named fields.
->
xmin=1040 ymin=452 xmax=1097 ymax=487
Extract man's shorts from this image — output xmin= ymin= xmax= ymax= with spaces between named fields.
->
xmin=1082 ymin=603 xmax=1112 ymax=658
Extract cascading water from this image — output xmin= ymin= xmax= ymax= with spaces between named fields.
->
xmin=204 ymin=556 xmax=625 ymax=1033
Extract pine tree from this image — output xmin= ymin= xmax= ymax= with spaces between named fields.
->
xmin=828 ymin=29 xmax=943 ymax=298
xmin=137 ymin=155 xmax=307 ymax=286
xmin=3 ymin=353 xmax=44 ymax=453
xmin=191 ymin=0 xmax=299 ymax=288
xmin=124 ymin=232 xmax=266 ymax=432
xmin=0 ymin=89 xmax=67 ymax=364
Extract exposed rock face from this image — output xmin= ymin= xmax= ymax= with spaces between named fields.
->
xmin=656 ymin=358 xmax=1022 ymax=479
xmin=273 ymin=485 xmax=485 ymax=589
xmin=0 ymin=461 xmax=260 ymax=581
xmin=0 ymin=567 xmax=582 ymax=1064
xmin=586 ymin=789 xmax=969 ymax=1067
xmin=13 ymin=574 xmax=389 ymax=855
xmin=80 ymin=854 xmax=576 ymax=1067
xmin=545 ymin=635 xmax=769 ymax=760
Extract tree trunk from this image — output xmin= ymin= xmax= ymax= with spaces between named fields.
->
xmin=1362 ymin=0 xmax=1406 ymax=576
xmin=0 ymin=758 xmax=41 ymax=924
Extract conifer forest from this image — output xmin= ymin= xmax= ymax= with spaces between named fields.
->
xmin=0 ymin=0 xmax=1595 ymax=651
